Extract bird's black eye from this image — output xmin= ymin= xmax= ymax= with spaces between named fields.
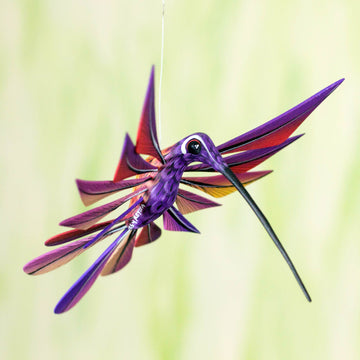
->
xmin=187 ymin=139 xmax=202 ymax=154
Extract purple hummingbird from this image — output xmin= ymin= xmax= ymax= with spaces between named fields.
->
xmin=23 ymin=67 xmax=344 ymax=313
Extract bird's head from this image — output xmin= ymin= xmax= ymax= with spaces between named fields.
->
xmin=179 ymin=133 xmax=225 ymax=171
xmin=178 ymin=132 xmax=245 ymax=189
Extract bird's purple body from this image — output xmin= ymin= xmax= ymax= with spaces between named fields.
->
xmin=23 ymin=67 xmax=344 ymax=313
xmin=134 ymin=133 xmax=223 ymax=231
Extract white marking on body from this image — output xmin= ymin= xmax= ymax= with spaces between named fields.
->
xmin=128 ymin=204 xmax=145 ymax=230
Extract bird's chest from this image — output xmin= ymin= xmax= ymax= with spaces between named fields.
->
xmin=137 ymin=161 xmax=185 ymax=225
xmin=147 ymin=168 xmax=182 ymax=212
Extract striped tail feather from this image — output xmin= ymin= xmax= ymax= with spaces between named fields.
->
xmin=23 ymin=226 xmax=123 ymax=276
xmin=54 ymin=228 xmax=130 ymax=314
xmin=101 ymin=230 xmax=138 ymax=275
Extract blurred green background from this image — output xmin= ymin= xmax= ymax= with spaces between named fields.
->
xmin=1 ymin=0 xmax=359 ymax=359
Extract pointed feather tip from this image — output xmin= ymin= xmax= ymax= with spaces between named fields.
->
xmin=322 ymin=78 xmax=344 ymax=95
xmin=252 ymin=169 xmax=273 ymax=179
xmin=332 ymin=78 xmax=345 ymax=87
xmin=274 ymin=133 xmax=304 ymax=149
xmin=113 ymin=133 xmax=133 ymax=182
xmin=144 ymin=66 xmax=155 ymax=97
xmin=289 ymin=133 xmax=304 ymax=142
xmin=75 ymin=179 xmax=90 ymax=206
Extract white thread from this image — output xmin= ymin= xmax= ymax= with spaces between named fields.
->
xmin=158 ymin=0 xmax=165 ymax=146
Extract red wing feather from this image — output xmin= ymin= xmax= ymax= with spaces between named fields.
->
xmin=113 ymin=133 xmax=158 ymax=182
xmin=217 ymin=79 xmax=344 ymax=154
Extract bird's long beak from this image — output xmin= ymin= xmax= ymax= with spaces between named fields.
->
xmin=220 ymin=165 xmax=311 ymax=302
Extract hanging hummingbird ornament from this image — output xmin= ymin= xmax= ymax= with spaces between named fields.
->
xmin=24 ymin=67 xmax=343 ymax=313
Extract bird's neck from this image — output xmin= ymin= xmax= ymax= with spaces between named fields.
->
xmin=162 ymin=153 xmax=189 ymax=177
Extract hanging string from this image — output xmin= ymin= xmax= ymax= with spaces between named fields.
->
xmin=158 ymin=0 xmax=165 ymax=145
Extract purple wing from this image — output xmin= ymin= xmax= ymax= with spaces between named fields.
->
xmin=113 ymin=133 xmax=158 ymax=182
xmin=54 ymin=228 xmax=129 ymax=314
xmin=163 ymin=206 xmax=200 ymax=233
xmin=135 ymin=66 xmax=165 ymax=164
xmin=176 ymin=189 xmax=221 ymax=214
xmin=76 ymin=177 xmax=151 ymax=206
xmin=60 ymin=189 xmax=146 ymax=230
xmin=135 ymin=222 xmax=162 ymax=247
xmin=217 ymin=79 xmax=344 ymax=154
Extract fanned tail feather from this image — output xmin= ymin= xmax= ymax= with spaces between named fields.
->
xmin=24 ymin=232 xmax=117 ymax=275
xmin=54 ymin=228 xmax=130 ymax=314
xmin=101 ymin=230 xmax=137 ymax=275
